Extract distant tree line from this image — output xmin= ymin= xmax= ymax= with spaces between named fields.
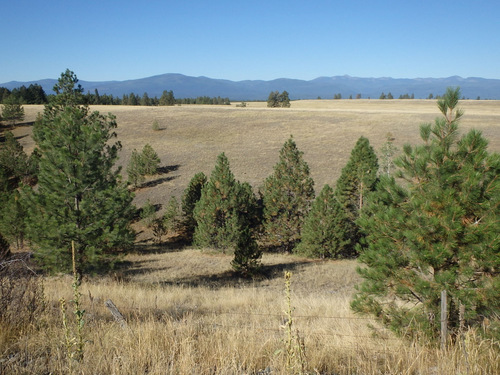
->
xmin=0 ymin=84 xmax=47 ymax=104
xmin=0 ymin=85 xmax=230 ymax=106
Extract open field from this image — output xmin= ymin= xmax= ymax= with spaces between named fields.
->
xmin=3 ymin=99 xmax=500 ymax=373
xmin=15 ymin=99 xmax=500 ymax=211
xmin=3 ymin=250 xmax=498 ymax=374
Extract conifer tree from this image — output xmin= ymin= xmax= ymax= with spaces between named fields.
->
xmin=351 ymin=87 xmax=500 ymax=341
xmin=0 ymin=232 xmax=10 ymax=261
xmin=141 ymin=144 xmax=161 ymax=175
xmin=295 ymin=184 xmax=353 ymax=258
xmin=379 ymin=133 xmax=398 ymax=177
xmin=261 ymin=137 xmax=315 ymax=251
xmin=231 ymin=227 xmax=262 ymax=275
xmin=24 ymin=70 xmax=135 ymax=279
xmin=181 ymin=172 xmax=207 ymax=241
xmin=335 ymin=136 xmax=378 ymax=220
xmin=127 ymin=149 xmax=146 ymax=187
xmin=334 ymin=136 xmax=378 ymax=253
xmin=0 ymin=131 xmax=30 ymax=188
xmin=193 ymin=153 xmax=258 ymax=251
xmin=1 ymin=96 xmax=25 ymax=125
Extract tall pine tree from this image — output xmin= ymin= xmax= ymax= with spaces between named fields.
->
xmin=193 ymin=153 xmax=258 ymax=252
xmin=181 ymin=172 xmax=207 ymax=242
xmin=295 ymin=184 xmax=353 ymax=259
xmin=352 ymin=87 xmax=500 ymax=341
xmin=261 ymin=137 xmax=315 ymax=252
xmin=334 ymin=136 xmax=378 ymax=253
xmin=335 ymin=136 xmax=378 ymax=219
xmin=24 ymin=70 xmax=135 ymax=279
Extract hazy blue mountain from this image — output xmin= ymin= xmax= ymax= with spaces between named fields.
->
xmin=1 ymin=74 xmax=499 ymax=100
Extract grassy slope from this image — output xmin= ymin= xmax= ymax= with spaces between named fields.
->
xmin=16 ymin=100 xmax=500 ymax=212
xmin=3 ymin=100 xmax=499 ymax=373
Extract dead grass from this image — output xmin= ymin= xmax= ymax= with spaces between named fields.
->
xmin=14 ymin=100 xmax=500 ymax=212
xmin=2 ymin=250 xmax=498 ymax=374
xmin=3 ymin=100 xmax=499 ymax=373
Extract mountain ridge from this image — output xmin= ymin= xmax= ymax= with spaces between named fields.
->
xmin=2 ymin=74 xmax=500 ymax=100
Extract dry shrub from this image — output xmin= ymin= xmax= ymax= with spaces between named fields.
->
xmin=0 ymin=253 xmax=45 ymax=347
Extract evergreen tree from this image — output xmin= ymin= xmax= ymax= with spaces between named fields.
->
xmin=127 ymin=149 xmax=146 ymax=188
xmin=141 ymin=144 xmax=161 ymax=175
xmin=24 ymin=70 xmax=135 ymax=279
xmin=1 ymin=96 xmax=25 ymax=125
xmin=193 ymin=153 xmax=257 ymax=251
xmin=267 ymin=91 xmax=291 ymax=107
xmin=140 ymin=92 xmax=151 ymax=106
xmin=335 ymin=136 xmax=378 ymax=222
xmin=261 ymin=137 xmax=315 ymax=252
xmin=279 ymin=90 xmax=291 ymax=107
xmin=0 ymin=131 xmax=30 ymax=188
xmin=0 ymin=232 xmax=10 ymax=261
xmin=231 ymin=227 xmax=262 ymax=276
xmin=351 ymin=87 xmax=500 ymax=341
xmin=334 ymin=136 xmax=378 ymax=253
xmin=126 ymin=144 xmax=161 ymax=187
xmin=159 ymin=90 xmax=175 ymax=106
xmin=181 ymin=172 xmax=207 ymax=241
xmin=379 ymin=133 xmax=398 ymax=177
xmin=267 ymin=91 xmax=280 ymax=107
xmin=295 ymin=184 xmax=353 ymax=258
xmin=0 ymin=190 xmax=27 ymax=249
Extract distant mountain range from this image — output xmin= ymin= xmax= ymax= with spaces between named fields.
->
xmin=2 ymin=74 xmax=500 ymax=100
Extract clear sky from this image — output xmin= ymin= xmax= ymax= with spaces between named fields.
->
xmin=1 ymin=0 xmax=499 ymax=83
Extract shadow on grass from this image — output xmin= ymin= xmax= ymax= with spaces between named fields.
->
xmin=157 ymin=165 xmax=180 ymax=174
xmin=132 ymin=240 xmax=187 ymax=255
xmin=136 ymin=164 xmax=181 ymax=189
xmin=121 ymin=246 xmax=311 ymax=290
xmin=157 ymin=260 xmax=311 ymax=289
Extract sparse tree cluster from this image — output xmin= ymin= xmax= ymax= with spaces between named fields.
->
xmin=267 ymin=91 xmax=291 ymax=107
xmin=126 ymin=144 xmax=161 ymax=188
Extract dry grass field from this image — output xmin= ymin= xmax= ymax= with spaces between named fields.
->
xmin=3 ymin=99 xmax=500 ymax=374
xmin=15 ymin=99 xmax=500 ymax=211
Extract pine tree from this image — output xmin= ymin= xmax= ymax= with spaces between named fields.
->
xmin=295 ymin=184 xmax=353 ymax=258
xmin=181 ymin=172 xmax=207 ymax=241
xmin=141 ymin=144 xmax=161 ymax=175
xmin=127 ymin=149 xmax=146 ymax=188
xmin=279 ymin=91 xmax=291 ymax=107
xmin=335 ymin=136 xmax=378 ymax=221
xmin=334 ymin=136 xmax=378 ymax=254
xmin=193 ymin=153 xmax=257 ymax=251
xmin=0 ymin=232 xmax=10 ymax=261
xmin=261 ymin=137 xmax=315 ymax=252
xmin=1 ymin=96 xmax=25 ymax=125
xmin=0 ymin=191 xmax=27 ymax=249
xmin=351 ymin=87 xmax=500 ymax=341
xmin=24 ymin=70 xmax=135 ymax=279
xmin=0 ymin=131 xmax=30 ymax=188
xmin=267 ymin=91 xmax=280 ymax=107
xmin=379 ymin=133 xmax=398 ymax=177
xmin=231 ymin=227 xmax=261 ymax=275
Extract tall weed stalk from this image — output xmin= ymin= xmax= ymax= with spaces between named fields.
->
xmin=59 ymin=241 xmax=85 ymax=363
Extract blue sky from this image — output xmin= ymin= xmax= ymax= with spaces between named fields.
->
xmin=1 ymin=0 xmax=499 ymax=83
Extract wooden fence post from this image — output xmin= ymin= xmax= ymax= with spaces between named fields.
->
xmin=440 ymin=290 xmax=447 ymax=350
xmin=105 ymin=299 xmax=128 ymax=329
